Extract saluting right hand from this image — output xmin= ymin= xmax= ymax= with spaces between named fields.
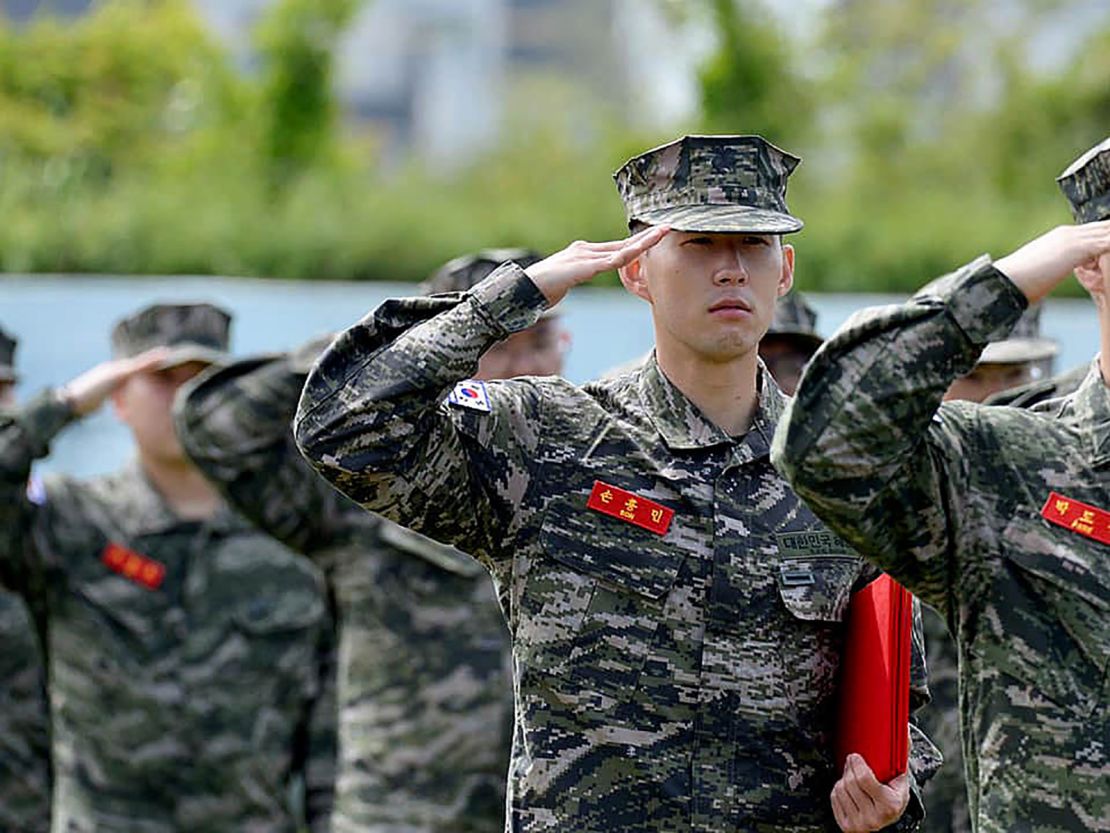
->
xmin=525 ymin=225 xmax=670 ymax=308
xmin=995 ymin=219 xmax=1110 ymax=304
xmin=59 ymin=348 xmax=171 ymax=416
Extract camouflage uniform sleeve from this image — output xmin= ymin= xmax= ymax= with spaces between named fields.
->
xmin=0 ymin=390 xmax=76 ymax=593
xmin=771 ymin=257 xmax=1027 ymax=616
xmin=294 ymin=263 xmax=548 ymax=566
xmin=301 ymin=600 xmax=338 ymax=833
xmin=175 ymin=348 xmax=354 ymax=556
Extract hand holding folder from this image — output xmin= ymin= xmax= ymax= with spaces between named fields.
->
xmin=835 ymin=573 xmax=913 ymax=783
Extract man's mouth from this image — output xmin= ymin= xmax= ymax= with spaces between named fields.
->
xmin=708 ymin=298 xmax=753 ymax=316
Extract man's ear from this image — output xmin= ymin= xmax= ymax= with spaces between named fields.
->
xmin=618 ymin=256 xmax=652 ymax=303
xmin=778 ymin=241 xmax=796 ymax=297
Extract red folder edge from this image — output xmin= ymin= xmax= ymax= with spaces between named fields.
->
xmin=835 ymin=573 xmax=912 ymax=784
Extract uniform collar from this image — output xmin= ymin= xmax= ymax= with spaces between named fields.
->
xmin=115 ymin=459 xmax=237 ymax=538
xmin=1069 ymin=358 xmax=1110 ymax=467
xmin=636 ymin=353 xmax=787 ymax=461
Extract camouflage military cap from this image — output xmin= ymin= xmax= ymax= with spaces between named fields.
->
xmin=1057 ymin=136 xmax=1110 ymax=223
xmin=614 ymin=134 xmax=804 ymax=234
xmin=764 ymin=291 xmax=823 ymax=352
xmin=978 ymin=303 xmax=1057 ymax=365
xmin=0 ymin=327 xmax=16 ymax=382
xmin=111 ymin=302 xmax=231 ymax=369
xmin=420 ymin=249 xmax=545 ymax=295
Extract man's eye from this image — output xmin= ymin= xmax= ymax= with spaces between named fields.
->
xmin=683 ymin=237 xmax=714 ymax=246
xmin=743 ymin=236 xmax=770 ymax=246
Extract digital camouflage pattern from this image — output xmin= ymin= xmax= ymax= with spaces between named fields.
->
xmin=111 ymin=302 xmax=232 ymax=368
xmin=0 ymin=392 xmax=337 ymax=833
xmin=174 ymin=346 xmax=513 ymax=833
xmin=0 ymin=588 xmax=52 ymax=833
xmin=614 ymin=134 xmax=805 ymax=234
xmin=917 ymin=608 xmax=969 ymax=833
xmin=773 ymin=259 xmax=1110 ymax=832
xmin=984 ymin=364 xmax=1089 ymax=409
xmin=1057 ymin=136 xmax=1110 ymax=224
xmin=976 ymin=304 xmax=1056 ymax=366
xmin=293 ymin=263 xmax=939 ymax=832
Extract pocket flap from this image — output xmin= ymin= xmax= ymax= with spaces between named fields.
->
xmin=777 ymin=556 xmax=859 ymax=622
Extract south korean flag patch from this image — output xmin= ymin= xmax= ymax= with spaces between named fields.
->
xmin=447 ymin=380 xmax=492 ymax=413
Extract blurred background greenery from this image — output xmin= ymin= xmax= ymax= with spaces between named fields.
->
xmin=1 ymin=0 xmax=1107 ymax=290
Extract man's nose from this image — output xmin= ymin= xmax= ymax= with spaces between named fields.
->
xmin=713 ymin=249 xmax=749 ymax=285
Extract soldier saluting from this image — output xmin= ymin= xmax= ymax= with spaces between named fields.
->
xmin=0 ymin=304 xmax=336 ymax=832
xmin=0 ymin=326 xmax=52 ymax=833
xmin=774 ymin=140 xmax=1110 ymax=832
xmin=294 ymin=134 xmax=937 ymax=832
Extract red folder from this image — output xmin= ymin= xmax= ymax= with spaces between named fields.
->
xmin=835 ymin=573 xmax=912 ymax=783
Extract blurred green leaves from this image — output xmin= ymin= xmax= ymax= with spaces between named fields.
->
xmin=0 ymin=0 xmax=1107 ymax=293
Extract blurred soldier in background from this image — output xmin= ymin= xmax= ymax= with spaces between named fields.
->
xmin=0 ymin=304 xmax=336 ymax=833
xmin=984 ymin=362 xmax=1088 ymax=408
xmin=774 ymin=137 xmax=1110 ymax=832
xmin=944 ymin=305 xmax=1058 ymax=404
xmin=176 ymin=249 xmax=568 ymax=833
xmin=0 ymin=326 xmax=52 ymax=833
xmin=758 ymin=290 xmax=824 ymax=395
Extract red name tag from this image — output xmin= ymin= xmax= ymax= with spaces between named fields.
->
xmin=586 ymin=480 xmax=674 ymax=536
xmin=1040 ymin=491 xmax=1110 ymax=547
xmin=101 ymin=542 xmax=166 ymax=590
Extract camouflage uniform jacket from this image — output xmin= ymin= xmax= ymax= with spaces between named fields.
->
xmin=0 ymin=392 xmax=337 ymax=833
xmin=294 ymin=263 xmax=936 ymax=832
xmin=175 ymin=351 xmax=513 ymax=833
xmin=773 ymin=257 xmax=1110 ymax=833
xmin=0 ymin=586 xmax=52 ymax=833
xmin=917 ymin=607 xmax=968 ymax=833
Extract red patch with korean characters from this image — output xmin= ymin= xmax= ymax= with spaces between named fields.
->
xmin=101 ymin=542 xmax=166 ymax=590
xmin=1040 ymin=492 xmax=1110 ymax=547
xmin=586 ymin=480 xmax=674 ymax=536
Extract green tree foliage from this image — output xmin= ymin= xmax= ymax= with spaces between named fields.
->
xmin=0 ymin=0 xmax=238 ymax=180
xmin=788 ymin=0 xmax=1110 ymax=293
xmin=0 ymin=0 xmax=1107 ymax=289
xmin=255 ymin=0 xmax=362 ymax=187
xmin=694 ymin=0 xmax=814 ymax=146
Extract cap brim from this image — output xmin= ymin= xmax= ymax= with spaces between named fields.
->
xmin=979 ymin=338 xmax=1058 ymax=365
xmin=155 ymin=345 xmax=228 ymax=370
xmin=636 ymin=204 xmax=804 ymax=234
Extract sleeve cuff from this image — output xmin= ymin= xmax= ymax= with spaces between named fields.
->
xmin=467 ymin=261 xmax=550 ymax=337
xmin=19 ymin=389 xmax=77 ymax=454
xmin=939 ymin=256 xmax=1029 ymax=347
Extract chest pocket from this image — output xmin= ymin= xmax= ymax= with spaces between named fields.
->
xmin=532 ymin=489 xmax=688 ymax=713
xmin=775 ymin=554 xmax=860 ymax=713
xmin=777 ymin=555 xmax=859 ymax=622
xmin=70 ymin=541 xmax=174 ymax=661
xmin=990 ymin=514 xmax=1109 ymax=716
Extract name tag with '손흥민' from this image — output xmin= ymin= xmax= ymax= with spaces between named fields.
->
xmin=586 ymin=480 xmax=674 ymax=536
